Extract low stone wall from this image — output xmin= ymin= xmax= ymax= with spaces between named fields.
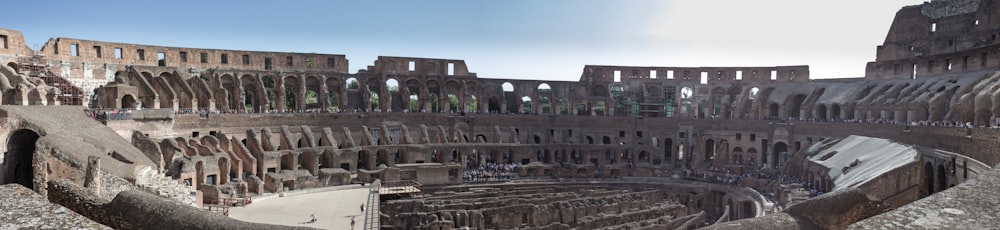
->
xmin=48 ymin=179 xmax=318 ymax=230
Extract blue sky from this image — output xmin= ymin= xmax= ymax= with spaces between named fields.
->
xmin=2 ymin=0 xmax=925 ymax=80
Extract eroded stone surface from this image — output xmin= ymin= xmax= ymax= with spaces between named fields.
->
xmin=0 ymin=184 xmax=110 ymax=229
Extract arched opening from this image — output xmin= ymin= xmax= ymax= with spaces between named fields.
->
xmin=937 ymin=164 xmax=947 ymax=193
xmin=521 ymin=96 xmax=532 ymax=114
xmin=772 ymin=142 xmax=787 ymax=169
xmin=6 ymin=62 xmax=18 ymax=73
xmin=3 ymin=129 xmax=40 ymax=189
xmin=816 ymin=104 xmax=828 ymax=121
xmin=427 ymin=80 xmax=441 ymax=112
xmin=747 ymin=148 xmax=758 ymax=166
xmin=304 ymin=76 xmax=322 ymax=110
xmin=538 ymin=83 xmax=552 ymax=114
xmin=121 ymin=95 xmax=137 ymax=109
xmin=924 ymin=162 xmax=935 ymax=196
xmin=386 ymin=78 xmax=403 ymax=112
xmin=602 ymin=136 xmax=611 ymax=145
xmin=787 ymin=94 xmax=807 ymax=119
xmin=704 ymin=139 xmax=716 ymax=161
xmin=748 ymin=87 xmax=760 ymax=100
xmin=241 ymin=75 xmax=260 ymax=112
xmin=502 ymin=82 xmax=517 ymax=113
xmin=831 ymin=104 xmax=841 ymax=120
xmin=262 ymin=76 xmax=276 ymax=111
xmin=405 ymin=79 xmax=420 ymax=112
xmin=220 ymin=74 xmax=237 ymax=111
xmin=769 ymin=103 xmax=780 ymax=119
xmin=326 ymin=77 xmax=342 ymax=112
xmin=284 ymin=76 xmax=302 ymax=111
xmin=487 ymin=96 xmax=501 ymax=113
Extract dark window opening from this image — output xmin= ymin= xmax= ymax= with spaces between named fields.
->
xmin=286 ymin=56 xmax=293 ymax=66
xmin=221 ymin=53 xmax=229 ymax=64
xmin=93 ymin=46 xmax=102 ymax=58
xmin=619 ymin=131 xmax=626 ymax=137
xmin=306 ymin=57 xmax=314 ymax=68
xmin=136 ymin=49 xmax=145 ymax=60
xmin=750 ymin=134 xmax=756 ymax=141
xmin=736 ymin=133 xmax=742 ymax=140
xmin=192 ymin=132 xmax=199 ymax=138
xmin=327 ymin=58 xmax=336 ymax=68
xmin=0 ymin=35 xmax=6 ymax=49
xmin=242 ymin=55 xmax=250 ymax=65
xmin=179 ymin=52 xmax=188 ymax=62
xmin=264 ymin=58 xmax=272 ymax=70
xmin=200 ymin=52 xmax=208 ymax=63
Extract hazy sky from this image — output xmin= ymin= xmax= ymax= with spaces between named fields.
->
xmin=2 ymin=0 xmax=926 ymax=80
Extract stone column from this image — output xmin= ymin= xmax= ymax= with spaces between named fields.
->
xmin=84 ymin=155 xmax=101 ymax=196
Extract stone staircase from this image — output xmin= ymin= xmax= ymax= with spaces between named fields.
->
xmin=134 ymin=167 xmax=199 ymax=207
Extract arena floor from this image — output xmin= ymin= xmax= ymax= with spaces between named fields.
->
xmin=228 ymin=185 xmax=371 ymax=229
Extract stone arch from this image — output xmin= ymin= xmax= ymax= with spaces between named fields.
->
xmin=746 ymin=148 xmax=758 ymax=166
xmin=937 ymin=164 xmax=947 ymax=193
xmin=591 ymin=85 xmax=608 ymax=97
xmin=304 ymin=76 xmax=322 ymax=110
xmin=386 ymin=78 xmax=404 ymax=112
xmin=6 ymin=62 xmax=17 ymax=73
xmin=537 ymin=83 xmax=552 ymax=114
xmin=768 ymin=103 xmax=780 ymax=119
xmin=261 ymin=76 xmax=276 ymax=111
xmin=502 ymin=82 xmax=518 ymax=113
xmin=219 ymin=74 xmax=238 ymax=111
xmin=445 ymin=80 xmax=462 ymax=112
xmin=704 ymin=139 xmax=716 ymax=161
xmin=345 ymin=77 xmax=363 ymax=111
xmin=427 ymin=80 xmax=441 ymax=112
xmin=786 ymin=94 xmax=807 ymax=119
xmin=520 ymin=96 xmax=532 ymax=114
xmin=2 ymin=129 xmax=40 ymax=189
xmin=772 ymin=142 xmax=788 ymax=169
xmin=405 ymin=79 xmax=421 ymax=112
xmin=924 ymin=161 xmax=935 ymax=196
xmin=283 ymin=76 xmax=301 ymax=110
xmin=240 ymin=75 xmax=260 ymax=112
xmin=815 ymin=104 xmax=828 ymax=121
xmin=831 ymin=103 xmax=841 ymax=120
xmin=326 ymin=76 xmax=342 ymax=111
xmin=732 ymin=147 xmax=744 ymax=165
xmin=121 ymin=95 xmax=137 ymax=109
xmin=366 ymin=78 xmax=384 ymax=111
xmin=487 ymin=96 xmax=501 ymax=113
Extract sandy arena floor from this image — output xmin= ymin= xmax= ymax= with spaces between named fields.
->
xmin=228 ymin=185 xmax=372 ymax=230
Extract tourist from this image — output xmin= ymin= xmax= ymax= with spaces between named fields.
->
xmin=351 ymin=216 xmax=356 ymax=229
xmin=361 ymin=203 xmax=365 ymax=212
xmin=310 ymin=213 xmax=317 ymax=223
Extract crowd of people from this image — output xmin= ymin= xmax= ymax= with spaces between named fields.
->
xmin=463 ymin=161 xmax=517 ymax=182
xmin=88 ymin=108 xmax=132 ymax=120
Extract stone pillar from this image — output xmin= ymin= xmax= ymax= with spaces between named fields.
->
xmin=32 ymin=147 xmax=48 ymax=198
xmin=84 ymin=155 xmax=101 ymax=196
